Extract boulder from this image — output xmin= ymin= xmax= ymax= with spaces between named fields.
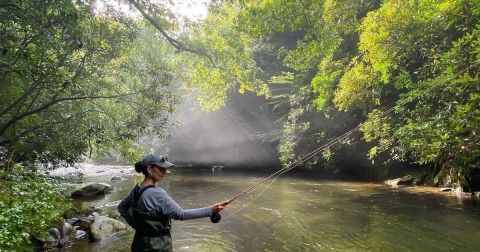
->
xmin=62 ymin=222 xmax=74 ymax=237
xmin=66 ymin=217 xmax=80 ymax=226
xmin=71 ymin=183 xmax=112 ymax=199
xmin=385 ymin=175 xmax=414 ymax=186
xmin=55 ymin=238 xmax=70 ymax=248
xmin=73 ymin=230 xmax=87 ymax=239
xmin=78 ymin=218 xmax=92 ymax=231
xmin=47 ymin=228 xmax=61 ymax=240
xmin=89 ymin=216 xmax=126 ymax=240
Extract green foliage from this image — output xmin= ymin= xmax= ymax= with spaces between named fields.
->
xmin=361 ymin=22 xmax=480 ymax=187
xmin=181 ymin=0 xmax=480 ymax=187
xmin=176 ymin=2 xmax=267 ymax=111
xmin=0 ymin=1 xmax=177 ymax=164
xmin=311 ymin=59 xmax=343 ymax=111
xmin=0 ymin=163 xmax=71 ymax=251
xmin=334 ymin=60 xmax=382 ymax=112
xmin=278 ymin=87 xmax=313 ymax=165
xmin=359 ymin=0 xmax=467 ymax=82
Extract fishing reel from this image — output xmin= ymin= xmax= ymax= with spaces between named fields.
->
xmin=210 ymin=212 xmax=222 ymax=223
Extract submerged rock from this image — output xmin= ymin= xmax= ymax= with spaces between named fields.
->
xmin=89 ymin=216 xmax=126 ymax=240
xmin=111 ymin=176 xmax=125 ymax=182
xmin=71 ymin=183 xmax=112 ymax=199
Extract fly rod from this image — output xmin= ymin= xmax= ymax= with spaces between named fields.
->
xmin=210 ymin=123 xmax=364 ymax=223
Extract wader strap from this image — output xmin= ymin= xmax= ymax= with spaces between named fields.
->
xmin=133 ymin=185 xmax=156 ymax=207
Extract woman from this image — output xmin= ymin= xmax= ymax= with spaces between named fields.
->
xmin=118 ymin=154 xmax=229 ymax=252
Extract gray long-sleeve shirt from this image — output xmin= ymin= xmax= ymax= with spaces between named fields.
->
xmin=118 ymin=184 xmax=213 ymax=229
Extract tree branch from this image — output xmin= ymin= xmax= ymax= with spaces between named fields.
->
xmin=1 ymin=48 xmax=91 ymax=121
xmin=127 ymin=0 xmax=221 ymax=69
xmin=0 ymin=93 xmax=137 ymax=136
xmin=0 ymin=108 xmax=98 ymax=146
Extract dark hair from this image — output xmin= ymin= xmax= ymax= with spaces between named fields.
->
xmin=134 ymin=161 xmax=146 ymax=173
xmin=135 ymin=161 xmax=160 ymax=177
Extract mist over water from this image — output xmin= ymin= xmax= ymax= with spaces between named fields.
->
xmin=166 ymin=92 xmax=282 ymax=169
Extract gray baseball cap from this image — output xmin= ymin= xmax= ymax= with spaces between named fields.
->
xmin=141 ymin=154 xmax=174 ymax=168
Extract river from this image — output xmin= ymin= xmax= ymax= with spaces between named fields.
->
xmin=61 ymin=165 xmax=480 ymax=251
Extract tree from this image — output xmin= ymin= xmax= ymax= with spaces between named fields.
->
xmin=0 ymin=1 xmax=180 ymax=248
xmin=0 ymin=1 xmax=177 ymax=164
xmin=176 ymin=0 xmax=480 ymax=188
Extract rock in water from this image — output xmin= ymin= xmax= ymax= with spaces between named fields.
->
xmin=71 ymin=183 xmax=112 ymax=199
xmin=73 ymin=230 xmax=87 ymax=239
xmin=89 ymin=216 xmax=126 ymax=240
xmin=62 ymin=222 xmax=74 ymax=236
xmin=47 ymin=228 xmax=61 ymax=240
xmin=111 ymin=176 xmax=124 ymax=182
xmin=384 ymin=175 xmax=414 ymax=186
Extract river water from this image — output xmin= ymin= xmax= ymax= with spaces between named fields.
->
xmin=63 ymin=166 xmax=480 ymax=252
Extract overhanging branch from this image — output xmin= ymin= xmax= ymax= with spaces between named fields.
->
xmin=0 ymin=93 xmax=137 ymax=136
xmin=127 ymin=0 xmax=220 ymax=68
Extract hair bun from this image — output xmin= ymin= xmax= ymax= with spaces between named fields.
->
xmin=134 ymin=161 xmax=144 ymax=173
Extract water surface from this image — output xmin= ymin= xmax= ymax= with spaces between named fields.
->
xmin=64 ymin=167 xmax=480 ymax=252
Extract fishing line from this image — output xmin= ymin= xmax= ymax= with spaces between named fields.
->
xmin=222 ymin=171 xmax=283 ymax=221
xmin=225 ymin=122 xmax=364 ymax=204
xmin=215 ymin=125 xmax=363 ymax=222
xmin=210 ymin=61 xmax=479 ymax=223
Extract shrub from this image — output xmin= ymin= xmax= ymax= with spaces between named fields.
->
xmin=0 ymin=163 xmax=72 ymax=251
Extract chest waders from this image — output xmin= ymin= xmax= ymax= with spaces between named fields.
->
xmin=131 ymin=185 xmax=172 ymax=252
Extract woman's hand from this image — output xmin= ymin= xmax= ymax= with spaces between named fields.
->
xmin=212 ymin=200 xmax=231 ymax=213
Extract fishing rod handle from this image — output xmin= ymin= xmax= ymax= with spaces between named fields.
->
xmin=210 ymin=198 xmax=232 ymax=223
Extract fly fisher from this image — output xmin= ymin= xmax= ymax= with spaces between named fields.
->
xmin=118 ymin=154 xmax=230 ymax=252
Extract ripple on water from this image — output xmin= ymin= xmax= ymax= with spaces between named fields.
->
xmin=174 ymin=225 xmax=238 ymax=252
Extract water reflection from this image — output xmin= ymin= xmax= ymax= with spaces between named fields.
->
xmin=65 ymin=169 xmax=480 ymax=252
